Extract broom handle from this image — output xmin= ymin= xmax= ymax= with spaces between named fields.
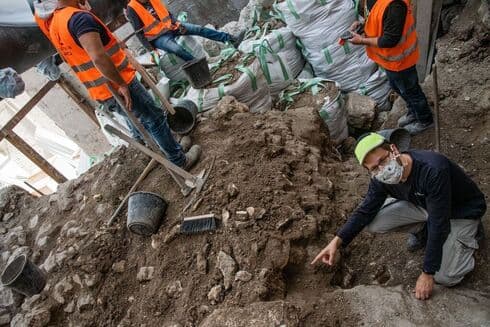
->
xmin=117 ymin=38 xmax=176 ymax=115
xmin=432 ymin=63 xmax=441 ymax=152
xmin=104 ymin=124 xmax=197 ymax=184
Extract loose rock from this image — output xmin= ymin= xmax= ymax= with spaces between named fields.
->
xmin=64 ymin=300 xmax=75 ymax=313
xmin=217 ymin=251 xmax=237 ymax=290
xmin=52 ymin=278 xmax=73 ymax=304
xmin=166 ymin=281 xmax=183 ymax=298
xmin=137 ymin=267 xmax=155 ymax=282
xmin=227 ymin=183 xmax=239 ymax=198
xmin=77 ymin=293 xmax=95 ymax=312
xmin=235 ymin=270 xmax=252 ymax=282
xmin=112 ymin=260 xmax=126 ymax=273
xmin=207 ymin=285 xmax=224 ymax=304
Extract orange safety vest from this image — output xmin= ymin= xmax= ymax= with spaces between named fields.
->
xmin=364 ymin=0 xmax=419 ymax=72
xmin=34 ymin=13 xmax=52 ymax=40
xmin=127 ymin=0 xmax=179 ymax=41
xmin=48 ymin=7 xmax=135 ymax=101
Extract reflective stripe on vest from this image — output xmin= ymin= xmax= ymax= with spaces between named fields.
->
xmin=374 ymin=39 xmax=418 ymax=62
xmin=82 ymin=57 xmax=130 ymax=88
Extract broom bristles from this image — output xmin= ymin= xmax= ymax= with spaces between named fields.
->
xmin=180 ymin=214 xmax=216 ymax=234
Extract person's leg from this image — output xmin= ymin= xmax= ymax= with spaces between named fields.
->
xmin=180 ymin=22 xmax=232 ymax=43
xmin=152 ymin=33 xmax=195 ymax=61
xmin=434 ymin=219 xmax=480 ymax=286
xmin=385 ymin=66 xmax=433 ymax=124
xmin=126 ymin=78 xmax=186 ymax=166
xmin=366 ymin=198 xmax=428 ymax=234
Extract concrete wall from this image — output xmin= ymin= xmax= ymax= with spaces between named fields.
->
xmin=20 ymin=69 xmax=112 ymax=157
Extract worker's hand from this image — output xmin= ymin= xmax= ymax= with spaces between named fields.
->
xmin=349 ymin=20 xmax=360 ymax=32
xmin=78 ymin=0 xmax=92 ymax=11
xmin=178 ymin=24 xmax=187 ymax=35
xmin=311 ymin=237 xmax=341 ymax=266
xmin=414 ymin=272 xmax=434 ymax=300
xmin=118 ymin=84 xmax=132 ymax=111
xmin=349 ymin=32 xmax=364 ymax=45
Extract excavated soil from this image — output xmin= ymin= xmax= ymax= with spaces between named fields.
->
xmin=208 ymin=52 xmax=248 ymax=87
xmin=274 ymin=80 xmax=339 ymax=111
xmin=0 ymin=2 xmax=488 ymax=327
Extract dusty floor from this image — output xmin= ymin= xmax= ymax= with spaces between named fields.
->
xmin=0 ymin=1 xmax=489 ymax=327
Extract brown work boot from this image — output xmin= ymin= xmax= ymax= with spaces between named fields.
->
xmin=183 ymin=144 xmax=202 ymax=171
xmin=179 ymin=135 xmax=192 ymax=152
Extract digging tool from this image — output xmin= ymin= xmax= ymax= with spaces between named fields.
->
xmin=104 ymin=124 xmax=201 ymax=188
xmin=107 ymin=159 xmax=158 ymax=226
xmin=182 ymin=156 xmax=215 ymax=213
xmin=106 ymin=84 xmax=193 ymax=195
xmin=432 ymin=63 xmax=441 ymax=152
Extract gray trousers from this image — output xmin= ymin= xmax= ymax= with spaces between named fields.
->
xmin=366 ymin=199 xmax=480 ymax=286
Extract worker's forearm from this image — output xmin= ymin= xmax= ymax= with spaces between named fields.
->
xmin=332 ymin=236 xmax=343 ymax=248
xmin=92 ymin=54 xmax=127 ymax=86
xmin=360 ymin=37 xmax=379 ymax=47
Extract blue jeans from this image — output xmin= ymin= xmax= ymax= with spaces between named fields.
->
xmin=151 ymin=22 xmax=232 ymax=61
xmin=101 ymin=78 xmax=185 ymax=166
xmin=385 ymin=65 xmax=433 ymax=124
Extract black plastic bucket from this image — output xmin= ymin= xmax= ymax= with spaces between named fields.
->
xmin=127 ymin=192 xmax=167 ymax=236
xmin=1 ymin=254 xmax=46 ymax=297
xmin=181 ymin=57 xmax=211 ymax=89
xmin=167 ymin=99 xmax=198 ymax=135
xmin=378 ymin=128 xmax=411 ymax=151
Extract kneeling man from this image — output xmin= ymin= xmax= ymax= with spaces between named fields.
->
xmin=312 ymin=132 xmax=486 ymax=300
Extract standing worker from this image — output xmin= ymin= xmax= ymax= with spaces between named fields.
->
xmin=34 ymin=0 xmax=201 ymax=170
xmin=312 ymin=132 xmax=486 ymax=300
xmin=349 ymin=0 xmax=434 ymax=135
xmin=126 ymin=0 xmax=245 ymax=61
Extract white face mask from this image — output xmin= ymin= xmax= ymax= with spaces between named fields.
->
xmin=373 ymin=155 xmax=404 ymax=184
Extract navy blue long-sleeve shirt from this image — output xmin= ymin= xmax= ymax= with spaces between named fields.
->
xmin=337 ymin=150 xmax=486 ymax=274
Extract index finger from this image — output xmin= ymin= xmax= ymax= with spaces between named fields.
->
xmin=311 ymin=252 xmax=324 ymax=265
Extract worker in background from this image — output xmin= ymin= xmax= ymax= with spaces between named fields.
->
xmin=126 ymin=0 xmax=245 ymax=61
xmin=312 ymin=132 xmax=486 ymax=300
xmin=34 ymin=0 xmax=201 ymax=170
xmin=349 ymin=0 xmax=434 ymax=136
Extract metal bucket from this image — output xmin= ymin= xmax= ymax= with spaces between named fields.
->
xmin=127 ymin=192 xmax=167 ymax=236
xmin=181 ymin=57 xmax=211 ymax=89
xmin=167 ymin=99 xmax=198 ymax=135
xmin=1 ymin=254 xmax=46 ymax=297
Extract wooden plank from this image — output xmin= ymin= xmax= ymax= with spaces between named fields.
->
xmin=57 ymin=77 xmax=100 ymax=127
xmin=425 ymin=0 xmax=443 ymax=78
xmin=415 ymin=0 xmax=434 ymax=81
xmin=0 ymin=80 xmax=56 ymax=143
xmin=3 ymin=130 xmax=67 ymax=184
